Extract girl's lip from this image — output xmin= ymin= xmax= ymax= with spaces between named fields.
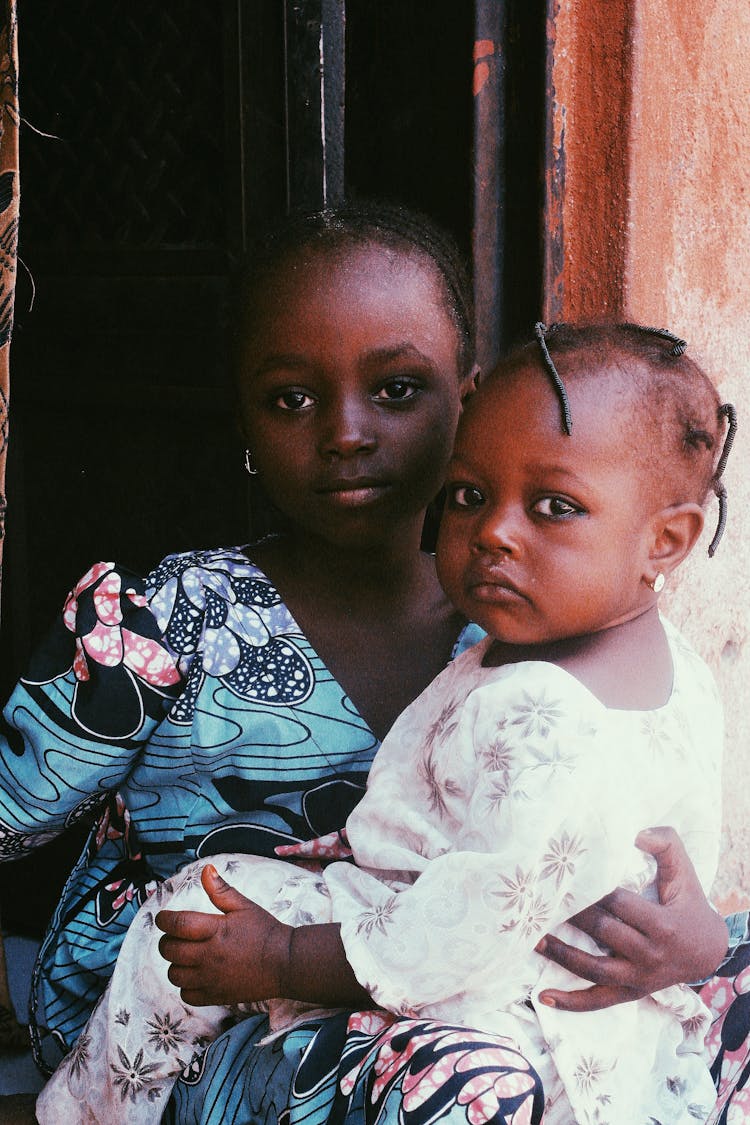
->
xmin=319 ymin=477 xmax=388 ymax=490
xmin=319 ymin=482 xmax=391 ymax=506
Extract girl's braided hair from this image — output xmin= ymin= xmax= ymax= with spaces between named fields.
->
xmin=233 ymin=200 xmax=475 ymax=380
xmin=528 ymin=322 xmax=736 ymax=556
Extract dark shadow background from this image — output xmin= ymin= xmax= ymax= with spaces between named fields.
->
xmin=0 ymin=0 xmax=544 ymax=935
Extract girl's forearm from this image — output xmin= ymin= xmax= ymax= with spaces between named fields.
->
xmin=281 ymin=922 xmax=374 ymax=1007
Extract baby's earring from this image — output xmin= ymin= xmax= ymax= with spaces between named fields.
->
xmin=243 ymin=449 xmax=259 ymax=477
xmin=648 ymin=573 xmax=665 ymax=594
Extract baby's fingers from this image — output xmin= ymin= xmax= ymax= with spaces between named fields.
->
xmin=158 ymin=933 xmax=203 ymax=967
xmin=156 ymin=908 xmax=220 ymax=940
xmin=165 ymin=962 xmax=216 ymax=1005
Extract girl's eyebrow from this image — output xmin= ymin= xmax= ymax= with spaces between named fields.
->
xmin=250 ymin=345 xmax=435 ymax=379
xmin=250 ymin=354 xmax=311 ymax=378
xmin=359 ymin=344 xmax=435 ymax=370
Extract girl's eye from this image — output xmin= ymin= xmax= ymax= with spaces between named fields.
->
xmin=533 ymin=496 xmax=582 ymax=518
xmin=274 ymin=390 xmax=315 ymax=411
xmin=447 ymin=484 xmax=485 ymax=509
xmin=374 ymin=378 xmax=420 ymax=402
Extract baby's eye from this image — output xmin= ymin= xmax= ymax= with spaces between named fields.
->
xmin=274 ymin=389 xmax=316 ymax=411
xmin=533 ymin=496 xmax=582 ymax=518
xmin=374 ymin=378 xmax=420 ymax=402
xmin=446 ymin=483 xmax=485 ymax=509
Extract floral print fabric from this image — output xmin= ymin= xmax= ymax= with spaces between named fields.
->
xmin=331 ymin=631 xmax=723 ymax=1123
xmin=6 ymin=546 xmax=387 ymax=1059
xmin=36 ymin=611 xmax=721 ymax=1124
xmin=701 ymin=930 xmax=750 ymax=1123
xmin=2 ymin=548 xmax=545 ymax=1125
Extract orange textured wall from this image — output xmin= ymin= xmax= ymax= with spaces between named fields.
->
xmin=546 ymin=0 xmax=750 ymax=908
xmin=543 ymin=0 xmax=632 ymax=320
xmin=626 ymin=1 xmax=750 ymax=911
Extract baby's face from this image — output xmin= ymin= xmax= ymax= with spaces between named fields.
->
xmin=436 ymin=362 xmax=658 ymax=646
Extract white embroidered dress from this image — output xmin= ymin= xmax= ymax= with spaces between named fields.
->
xmin=38 ymin=620 xmax=722 ymax=1125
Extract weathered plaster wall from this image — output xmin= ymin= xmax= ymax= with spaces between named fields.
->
xmin=543 ymin=0 xmax=633 ymax=319
xmin=625 ymin=1 xmax=750 ymax=910
xmin=544 ymin=0 xmax=750 ymax=909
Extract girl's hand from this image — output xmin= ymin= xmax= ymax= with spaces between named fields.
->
xmin=156 ymin=865 xmax=293 ymax=1007
xmin=536 ymin=826 xmax=729 ymax=1012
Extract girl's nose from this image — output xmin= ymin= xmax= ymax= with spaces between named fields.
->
xmin=318 ymin=400 xmax=377 ymax=459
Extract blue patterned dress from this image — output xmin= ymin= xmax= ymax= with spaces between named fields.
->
xmin=0 ymin=547 xmax=544 ymax=1125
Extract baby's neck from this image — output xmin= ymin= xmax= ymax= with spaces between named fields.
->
xmin=483 ymin=606 xmax=673 ymax=710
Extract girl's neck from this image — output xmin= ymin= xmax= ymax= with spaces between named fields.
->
xmin=247 ymin=521 xmax=465 ymax=741
xmin=253 ymin=522 xmax=429 ymax=603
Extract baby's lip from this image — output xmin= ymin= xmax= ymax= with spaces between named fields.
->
xmin=466 ymin=568 xmax=528 ymax=601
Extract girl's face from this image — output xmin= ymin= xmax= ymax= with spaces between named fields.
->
xmin=237 ymin=242 xmax=468 ymax=550
xmin=436 ymin=363 xmax=658 ymax=645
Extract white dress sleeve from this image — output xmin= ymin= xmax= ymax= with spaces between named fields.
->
xmin=325 ymin=643 xmax=722 ymax=1123
xmin=326 ymin=659 xmax=656 ymax=1018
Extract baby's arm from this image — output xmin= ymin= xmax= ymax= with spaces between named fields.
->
xmin=38 ymin=854 xmax=357 ymax=1123
xmin=158 ymin=864 xmax=372 ymax=1009
xmin=325 ymin=661 xmax=720 ymax=1020
xmin=536 ymin=826 xmax=730 ymax=1011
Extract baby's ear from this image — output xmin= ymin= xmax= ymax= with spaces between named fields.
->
xmin=460 ymin=364 xmax=482 ymax=403
xmin=646 ymin=502 xmax=705 ymax=580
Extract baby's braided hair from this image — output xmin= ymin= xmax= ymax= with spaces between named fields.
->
xmin=707 ymin=402 xmax=737 ymax=556
xmin=532 ymin=322 xmax=737 ymax=556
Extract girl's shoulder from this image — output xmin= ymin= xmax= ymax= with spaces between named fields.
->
xmin=145 ymin=543 xmax=270 ymax=595
xmin=144 ymin=543 xmax=300 ymax=665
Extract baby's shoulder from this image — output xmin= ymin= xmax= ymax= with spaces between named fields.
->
xmin=661 ymin=617 xmax=723 ymax=716
xmin=470 ymin=655 xmax=604 ymax=729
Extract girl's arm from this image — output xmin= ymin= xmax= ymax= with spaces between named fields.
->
xmin=536 ymin=826 xmax=731 ymax=1011
xmin=157 ymin=864 xmax=372 ymax=1008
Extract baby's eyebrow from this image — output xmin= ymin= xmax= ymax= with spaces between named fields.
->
xmin=519 ymin=464 xmax=595 ymax=493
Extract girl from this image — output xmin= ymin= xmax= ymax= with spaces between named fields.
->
xmin=0 ymin=205 xmax=544 ymax=1125
xmin=38 ymin=323 xmax=734 ymax=1124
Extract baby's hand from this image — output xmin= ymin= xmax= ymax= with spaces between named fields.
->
xmin=156 ymin=865 xmax=293 ymax=1007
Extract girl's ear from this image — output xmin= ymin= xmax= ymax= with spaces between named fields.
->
xmin=645 ymin=502 xmax=705 ymax=584
xmin=460 ymin=364 xmax=481 ymax=403
xmin=236 ymin=410 xmax=251 ymax=445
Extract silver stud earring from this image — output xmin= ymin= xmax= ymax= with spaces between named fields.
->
xmin=649 ymin=573 xmax=665 ymax=594
xmin=243 ymin=449 xmax=258 ymax=476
